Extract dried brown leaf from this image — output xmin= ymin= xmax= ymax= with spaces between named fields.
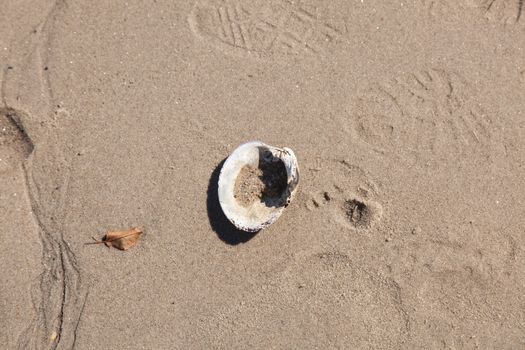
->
xmin=87 ymin=227 xmax=143 ymax=251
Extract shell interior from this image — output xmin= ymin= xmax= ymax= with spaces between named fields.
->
xmin=218 ymin=141 xmax=299 ymax=232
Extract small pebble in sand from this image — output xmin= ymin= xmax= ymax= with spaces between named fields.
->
xmin=49 ymin=331 xmax=58 ymax=341
xmin=411 ymin=227 xmax=422 ymax=235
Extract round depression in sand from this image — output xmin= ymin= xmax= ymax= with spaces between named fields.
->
xmin=218 ymin=141 xmax=299 ymax=232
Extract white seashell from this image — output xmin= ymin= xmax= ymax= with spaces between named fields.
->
xmin=218 ymin=141 xmax=299 ymax=232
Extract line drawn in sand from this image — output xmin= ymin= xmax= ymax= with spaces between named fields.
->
xmin=188 ymin=0 xmax=347 ymax=58
xmin=306 ymin=159 xmax=383 ymax=231
xmin=425 ymin=0 xmax=524 ymax=24
xmin=3 ymin=108 xmax=89 ymax=350
xmin=347 ymin=69 xmax=501 ymax=164
xmin=1 ymin=1 xmax=89 ymax=349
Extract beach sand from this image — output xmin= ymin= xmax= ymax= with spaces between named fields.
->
xmin=1 ymin=0 xmax=524 ymax=349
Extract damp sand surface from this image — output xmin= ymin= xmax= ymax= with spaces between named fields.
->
xmin=1 ymin=0 xmax=524 ymax=349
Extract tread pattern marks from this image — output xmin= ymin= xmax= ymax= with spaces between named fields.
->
xmin=189 ymin=0 xmax=346 ymax=56
xmin=426 ymin=0 xmax=523 ymax=24
xmin=350 ymin=69 xmax=495 ymax=162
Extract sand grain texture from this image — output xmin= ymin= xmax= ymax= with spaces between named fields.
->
xmin=1 ymin=0 xmax=524 ymax=349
